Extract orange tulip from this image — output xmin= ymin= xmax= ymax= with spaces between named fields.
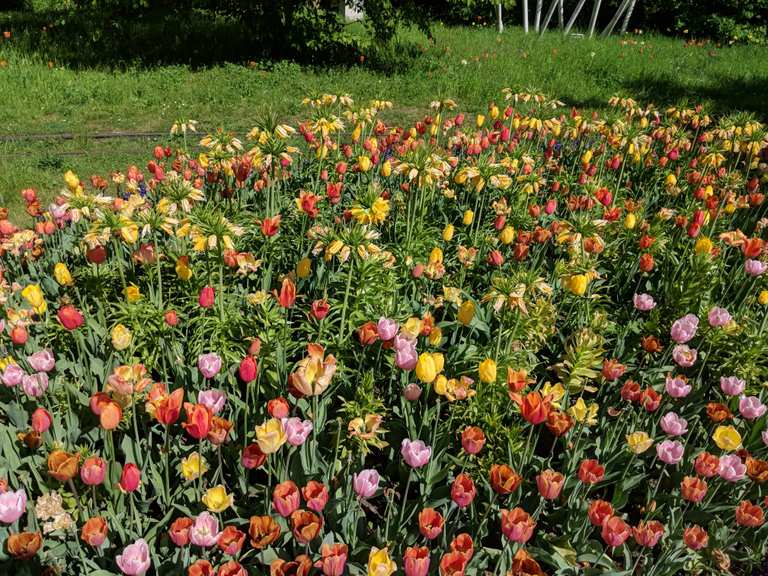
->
xmin=182 ymin=402 xmax=212 ymax=440
xmin=278 ymin=277 xmax=296 ymax=308
xmin=47 ymin=450 xmax=79 ymax=482
xmin=249 ymin=515 xmax=281 ymax=549
xmin=156 ymin=387 xmax=185 ymax=426
xmin=290 ymin=509 xmax=322 ymax=544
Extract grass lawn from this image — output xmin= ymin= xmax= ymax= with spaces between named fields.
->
xmin=1 ymin=17 xmax=767 ymax=219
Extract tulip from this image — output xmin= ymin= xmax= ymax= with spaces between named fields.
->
xmin=0 ymin=488 xmax=26 ymax=524
xmin=30 ymin=407 xmax=52 ymax=433
xmin=198 ymin=389 xmax=226 ymax=414
xmin=353 ymin=469 xmax=380 ymax=499
xmin=283 ymin=417 xmax=313 ymax=446
xmin=376 ymin=317 xmax=398 ymax=341
xmin=198 ymin=285 xmax=215 ymax=308
xmin=536 ymin=469 xmax=565 ymax=500
xmin=22 ymin=372 xmax=49 ymax=397
xmin=273 ymin=481 xmax=301 ymax=517
xmin=6 ymin=532 xmax=42 ymax=560
xmin=256 ymin=418 xmax=287 ymax=454
xmin=720 ymin=375 xmax=745 ymax=396
xmin=478 ymin=358 xmax=496 ymax=383
xmin=451 ymin=474 xmax=476 ymax=508
xmin=489 ymin=464 xmax=522 ymax=494
xmin=241 ymin=443 xmax=266 ymax=469
xmin=500 ymin=507 xmax=536 ymax=543
xmin=588 ymin=500 xmax=614 ymax=526
xmin=21 ymin=284 xmax=47 ymax=314
xmin=57 ymin=305 xmax=84 ymax=330
xmin=116 ymin=538 xmax=151 ymax=575
xmin=317 ymin=543 xmax=348 ymax=576
xmin=197 ymin=353 xmax=222 ymax=379
xmin=53 ymin=262 xmax=74 ymax=286
xmin=712 ymin=425 xmax=742 ymax=451
xmin=202 ymin=485 xmax=233 ymax=513
xmin=190 ymin=512 xmax=220 ymax=547
xmin=182 ymin=403 xmax=212 ymax=440
xmin=683 ymin=525 xmax=708 ymax=550
xmin=249 ymin=515 xmax=281 ymax=549
xmin=739 ymin=396 xmax=766 ymax=420
xmin=268 ymin=397 xmax=290 ymax=419
xmin=290 ymin=509 xmax=323 ymax=544
xmin=401 ymin=439 xmax=432 ymax=468
xmin=368 ymin=547 xmax=397 ymax=576
xmin=656 ymin=439 xmax=684 ymax=465
xmin=155 ymin=387 xmax=184 ymax=426
xmin=27 ymin=350 xmax=55 ymax=373
xmin=718 ymin=454 xmax=746 ymax=482
xmin=81 ymin=516 xmax=109 ymax=548
xmin=735 ymin=500 xmax=765 ymax=527
xmin=278 ymin=277 xmax=296 ymax=308
xmin=217 ymin=525 xmax=246 ymax=555
xmin=418 ymin=508 xmax=444 ymax=540
xmin=311 ymin=299 xmax=330 ymax=320
xmin=601 ymin=516 xmax=631 ymax=547
xmin=578 ymin=459 xmax=605 ymax=484
xmin=302 ymin=480 xmax=329 ymax=513
xmin=80 ymin=456 xmax=106 ymax=486
xmin=670 ymin=313 xmax=698 ymax=343
xmin=633 ymin=520 xmax=664 ymax=548
xmin=694 ymin=452 xmax=720 ymax=477
xmin=119 ymin=463 xmax=141 ymax=493
xmin=47 ymin=450 xmax=79 ymax=482
xmin=403 ymin=546 xmax=430 ymax=576
xmin=439 ymin=551 xmax=467 ymax=576
xmin=461 ymin=426 xmax=485 ymax=454
xmin=660 ymin=411 xmax=688 ymax=436
xmin=1 ymin=364 xmax=24 ymax=387
xmin=111 ymin=323 xmax=133 ymax=350
xmin=632 ymin=293 xmax=656 ymax=311
xmin=681 ymin=476 xmax=707 ymax=503
xmin=169 ymin=517 xmax=194 ymax=546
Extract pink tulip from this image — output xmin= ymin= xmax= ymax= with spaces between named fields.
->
xmin=116 ymin=538 xmax=151 ymax=576
xmin=119 ymin=463 xmax=141 ymax=493
xmin=672 ymin=345 xmax=697 ymax=368
xmin=80 ymin=457 xmax=107 ymax=486
xmin=27 ymin=350 xmax=55 ymax=372
xmin=30 ymin=407 xmax=52 ymax=433
xmin=198 ymin=285 xmax=215 ymax=308
xmin=633 ymin=293 xmax=656 ymax=311
xmin=670 ymin=314 xmax=698 ymax=343
xmin=739 ymin=396 xmax=766 ymax=420
xmin=394 ymin=335 xmax=418 ymax=371
xmin=353 ymin=469 xmax=380 ymax=499
xmin=720 ymin=376 xmax=745 ymax=396
xmin=401 ymin=439 xmax=432 ymax=468
xmin=197 ymin=389 xmax=226 ymax=414
xmin=718 ymin=455 xmax=746 ymax=482
xmin=0 ymin=488 xmax=26 ymax=524
xmin=660 ymin=412 xmax=688 ymax=436
xmin=762 ymin=428 xmax=768 ymax=446
xmin=656 ymin=440 xmax=684 ymax=465
xmin=745 ymin=259 xmax=767 ymax=277
xmin=665 ymin=375 xmax=691 ymax=398
xmin=377 ymin=317 xmax=398 ymax=341
xmin=283 ymin=417 xmax=313 ymax=446
xmin=197 ymin=353 xmax=222 ymax=379
xmin=707 ymin=307 xmax=731 ymax=327
xmin=22 ymin=372 xmax=48 ymax=397
xmin=190 ymin=512 xmax=220 ymax=547
xmin=1 ymin=364 xmax=24 ymax=387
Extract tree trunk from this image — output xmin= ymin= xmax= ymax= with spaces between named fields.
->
xmin=523 ymin=0 xmax=529 ymax=33
xmin=563 ymin=0 xmax=587 ymax=35
xmin=620 ymin=0 xmax=638 ymax=33
xmin=497 ymin=3 xmax=504 ymax=33
xmin=588 ymin=0 xmax=602 ymax=37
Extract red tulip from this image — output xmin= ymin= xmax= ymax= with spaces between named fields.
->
xmin=588 ymin=499 xmax=614 ymax=526
xmin=198 ymin=286 xmax=215 ymax=308
xmin=418 ymin=508 xmax=444 ymax=540
xmin=30 ymin=408 xmax=52 ymax=433
xmin=119 ymin=463 xmax=141 ymax=493
xmin=450 ymin=474 xmax=476 ymax=508
xmin=57 ymin=305 xmax=84 ymax=330
xmin=238 ymin=355 xmax=258 ymax=383
xmin=278 ymin=278 xmax=296 ymax=308
xmin=403 ymin=546 xmax=430 ymax=576
xmin=500 ymin=507 xmax=536 ymax=543
xmin=601 ymin=516 xmax=631 ymax=547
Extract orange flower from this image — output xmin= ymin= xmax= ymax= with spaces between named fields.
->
xmin=460 ymin=426 xmax=485 ymax=455
xmin=587 ymin=500 xmax=614 ymax=526
xmin=735 ymin=500 xmax=765 ymax=527
xmin=155 ymin=387 xmax=185 ymax=426
xmin=418 ymin=508 xmax=444 ymax=540
xmin=500 ymin=507 xmax=536 ymax=543
xmin=207 ymin=416 xmax=233 ymax=445
xmin=249 ymin=515 xmax=281 ymax=549
xmin=438 ymin=551 xmax=467 ymax=576
xmin=290 ymin=509 xmax=322 ymax=544
xmin=578 ymin=459 xmax=605 ymax=484
xmin=680 ymin=476 xmax=707 ymax=503
xmin=746 ymin=457 xmax=768 ymax=483
xmin=683 ymin=525 xmax=708 ymax=550
xmin=182 ymin=402 xmax=212 ymax=440
xmin=80 ymin=517 xmax=108 ymax=548
xmin=516 ymin=391 xmax=550 ymax=425
xmin=217 ymin=526 xmax=246 ymax=556
xmin=6 ymin=532 xmax=42 ymax=559
xmin=545 ymin=410 xmax=573 ymax=437
xmin=288 ymin=344 xmax=337 ymax=397
xmin=270 ymin=555 xmax=313 ymax=576
xmin=47 ymin=450 xmax=79 ymax=482
xmin=706 ymin=402 xmax=732 ymax=423
xmin=510 ymin=548 xmax=546 ymax=576
xmin=536 ymin=469 xmax=565 ymax=500
xmin=278 ymin=277 xmax=296 ymax=308
xmin=489 ymin=464 xmax=522 ymax=495
xmin=99 ymin=401 xmax=123 ymax=430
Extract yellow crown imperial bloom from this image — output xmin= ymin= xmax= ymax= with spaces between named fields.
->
xmin=626 ymin=431 xmax=653 ymax=454
xmin=124 ymin=285 xmax=141 ymax=303
xmin=475 ymin=114 xmax=485 ymax=128
xmin=694 ymin=237 xmax=713 ymax=255
xmin=442 ymin=224 xmax=455 ymax=242
xmin=368 ymin=547 xmax=397 ymax=576
xmin=478 ymin=358 xmax=497 ymax=384
xmin=202 ymin=485 xmax=233 ymax=513
xmin=296 ymin=257 xmax=312 ymax=279
xmin=566 ymin=274 xmax=589 ymax=296
xmin=111 ymin=324 xmax=133 ymax=351
xmin=21 ymin=284 xmax=47 ymax=315
xmin=415 ymin=353 xmax=438 ymax=384
xmin=175 ymin=258 xmax=193 ymax=281
xmin=180 ymin=452 xmax=208 ymax=481
xmin=712 ymin=425 xmax=742 ymax=451
xmin=462 ymin=210 xmax=474 ymax=226
xmin=457 ymin=300 xmax=475 ymax=326
xmin=120 ymin=221 xmax=139 ymax=244
xmin=499 ymin=225 xmax=515 ymax=245
xmin=255 ymin=418 xmax=287 ymax=454
xmin=53 ymin=263 xmax=74 ymax=286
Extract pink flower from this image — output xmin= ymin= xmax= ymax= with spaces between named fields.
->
xmin=745 ymin=259 xmax=767 ymax=277
xmin=377 ymin=317 xmax=398 ymax=341
xmin=27 ymin=350 xmax=55 ymax=373
xmin=1 ymin=364 xmax=25 ymax=387
xmin=22 ymin=372 xmax=48 ymax=397
xmin=718 ymin=455 xmax=746 ymax=482
xmin=394 ymin=335 xmax=418 ymax=371
xmin=656 ymin=440 xmax=684 ymax=465
xmin=762 ymin=429 xmax=768 ymax=446
xmin=720 ymin=376 xmax=745 ymax=396
xmin=401 ymin=439 xmax=432 ymax=468
xmin=0 ymin=488 xmax=26 ymax=524
xmin=190 ymin=512 xmax=220 ymax=547
xmin=665 ymin=375 xmax=691 ymax=398
xmin=672 ymin=345 xmax=697 ymax=368
xmin=197 ymin=389 xmax=226 ymax=414
xmin=670 ymin=314 xmax=698 ymax=344
xmin=116 ymin=538 xmax=151 ymax=576
xmin=197 ymin=353 xmax=222 ymax=379
xmin=198 ymin=285 xmax=215 ymax=308
xmin=633 ymin=293 xmax=656 ymax=311
xmin=283 ymin=417 xmax=313 ymax=446
xmin=353 ymin=469 xmax=380 ymax=499
xmin=739 ymin=396 xmax=766 ymax=421
xmin=707 ymin=307 xmax=731 ymax=327
xmin=660 ymin=412 xmax=688 ymax=436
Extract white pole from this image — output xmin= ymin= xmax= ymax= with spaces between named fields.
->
xmin=563 ymin=0 xmax=587 ymax=35
xmin=558 ymin=0 xmax=564 ymax=29
xmin=539 ymin=0 xmax=560 ymax=34
xmin=497 ymin=3 xmax=504 ymax=33
xmin=620 ymin=0 xmax=637 ymax=33
xmin=523 ymin=0 xmax=529 ymax=33
xmin=588 ymin=0 xmax=602 ymax=37
xmin=601 ymin=0 xmax=631 ymax=37
xmin=534 ymin=0 xmax=543 ymax=31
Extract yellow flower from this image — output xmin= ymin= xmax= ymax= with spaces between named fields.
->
xmin=759 ymin=290 xmax=768 ymax=306
xmin=462 ymin=210 xmax=474 ymax=226
xmin=175 ymin=258 xmax=193 ymax=281
xmin=712 ymin=425 xmax=741 ymax=451
xmin=478 ymin=358 xmax=497 ymax=383
xmin=247 ymin=291 xmax=269 ymax=306
xmin=499 ymin=225 xmax=515 ymax=245
xmin=665 ymin=173 xmax=677 ymax=187
xmin=428 ymin=327 xmax=442 ymax=346
xmin=21 ymin=284 xmax=47 ymax=314
xmin=569 ymin=398 xmax=598 ymax=426
xmin=124 ymin=284 xmax=141 ymax=302
xmin=297 ymin=257 xmax=312 ymax=279
xmin=434 ymin=374 xmax=448 ymax=396
xmin=581 ymin=150 xmax=593 ymax=165
xmin=358 ymin=155 xmax=372 ymax=172
xmin=64 ymin=170 xmax=80 ymax=191
xmin=256 ymin=418 xmax=287 ymax=454
xmin=541 ymin=382 xmax=565 ymax=408
xmin=428 ymin=248 xmax=443 ymax=267
xmin=180 ymin=452 xmax=208 ymax=481
xmin=415 ymin=353 xmax=437 ymax=384
xmin=120 ymin=221 xmax=139 ymax=244
xmin=111 ymin=324 xmax=133 ymax=351
xmin=475 ymin=114 xmax=485 ymax=128
xmin=53 ymin=263 xmax=74 ymax=286
xmin=457 ymin=300 xmax=475 ymax=326
xmin=0 ymin=357 xmax=15 ymax=371
xmin=368 ymin=547 xmax=396 ymax=576
xmin=400 ymin=318 xmax=423 ymax=340
xmin=623 ymin=213 xmax=637 ymax=230
xmin=202 ymin=485 xmax=233 ymax=513
xmin=694 ymin=237 xmax=713 ymax=255
xmin=442 ymin=224 xmax=454 ymax=242
xmin=626 ymin=431 xmax=653 ymax=454
xmin=566 ymin=274 xmax=588 ymax=296
xmin=380 ymin=160 xmax=392 ymax=177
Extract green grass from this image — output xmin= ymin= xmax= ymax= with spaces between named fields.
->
xmin=1 ymin=20 xmax=767 ymax=219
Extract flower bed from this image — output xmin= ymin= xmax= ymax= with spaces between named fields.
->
xmin=0 ymin=93 xmax=767 ymax=575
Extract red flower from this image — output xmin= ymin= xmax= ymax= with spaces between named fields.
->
xmin=118 ymin=463 xmax=141 ymax=493
xmin=639 ymin=388 xmax=661 ymax=412
xmin=242 ymin=443 xmax=267 ymax=469
xmin=587 ymin=499 xmax=613 ymax=526
xmin=735 ymin=500 xmax=765 ymax=527
xmin=182 ymin=402 xmax=212 ymax=440
xmin=449 ymin=533 xmax=473 ymax=561
xmin=261 ymin=215 xmax=281 ymax=237
xmin=57 ymin=305 xmax=84 ymax=330
xmin=302 ymin=480 xmax=329 ymax=513
xmin=164 ymin=310 xmax=179 ymax=326
xmin=578 ymin=459 xmax=605 ymax=484
xmin=694 ymin=452 xmax=720 ymax=478
xmin=169 ymin=517 xmax=193 ymax=546
xmin=188 ymin=559 xmax=214 ymax=576
xmin=517 ymin=391 xmax=550 ymax=425
xmin=439 ymin=551 xmax=467 ymax=576
xmin=683 ymin=525 xmax=708 ymax=550
xmin=633 ymin=520 xmax=665 ymax=548
xmin=217 ymin=526 xmax=246 ymax=555
xmin=450 ymin=474 xmax=476 ymax=508
xmin=30 ymin=408 xmax=52 ymax=433
xmin=156 ymin=388 xmax=185 ymax=426
xmin=217 ymin=561 xmax=247 ymax=576
xmin=238 ymin=355 xmax=258 ymax=383
xmin=268 ymin=397 xmax=290 ymax=419
xmin=418 ymin=508 xmax=444 ymax=540
xmin=601 ymin=516 xmax=631 ymax=547
xmin=500 ymin=507 xmax=536 ymax=543
xmin=601 ymin=358 xmax=626 ymax=381
xmin=311 ymin=299 xmax=330 ymax=320
xmin=639 ymin=252 xmax=655 ymax=272
xmin=403 ymin=546 xmax=430 ymax=576
xmin=461 ymin=426 xmax=485 ymax=455
xmin=198 ymin=285 xmax=215 ymax=308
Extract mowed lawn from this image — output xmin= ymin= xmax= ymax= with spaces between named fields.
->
xmin=1 ymin=19 xmax=767 ymax=218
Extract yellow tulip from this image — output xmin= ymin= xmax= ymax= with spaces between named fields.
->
xmin=462 ymin=210 xmax=474 ymax=226
xmin=124 ymin=285 xmax=141 ymax=302
xmin=120 ymin=222 xmax=139 ymax=244
xmin=202 ymin=485 xmax=233 ymax=513
xmin=428 ymin=248 xmax=443 ymax=267
xmin=358 ymin=155 xmax=372 ymax=173
xmin=499 ymin=225 xmax=515 ymax=245
xmin=569 ymin=398 xmax=598 ymax=426
xmin=21 ymin=284 xmax=47 ymax=314
xmin=581 ymin=150 xmax=593 ymax=165
xmin=759 ymin=290 xmax=768 ymax=306
xmin=180 ymin=452 xmax=208 ymax=481
xmin=694 ymin=237 xmax=713 ymax=255
xmin=380 ymin=160 xmax=392 ymax=177
xmin=566 ymin=274 xmax=588 ymax=296
xmin=626 ymin=431 xmax=653 ymax=454
xmin=623 ymin=213 xmax=637 ymax=230
xmin=712 ymin=425 xmax=741 ymax=451
xmin=489 ymin=104 xmax=499 ymax=119
xmin=111 ymin=324 xmax=132 ymax=351
xmin=457 ymin=301 xmax=475 ymax=326
xmin=368 ymin=547 xmax=396 ymax=576
xmin=256 ymin=418 xmax=287 ymax=454
xmin=401 ymin=318 xmax=423 ymax=340
xmin=478 ymin=358 xmax=497 ymax=383
xmin=428 ymin=327 xmax=442 ymax=346
xmin=475 ymin=114 xmax=485 ymax=128
xmin=442 ymin=224 xmax=454 ymax=242
xmin=665 ymin=173 xmax=677 ymax=187
xmin=434 ymin=374 xmax=448 ymax=396
xmin=54 ymin=263 xmax=74 ymax=286
xmin=63 ymin=170 xmax=80 ymax=191
xmin=296 ymin=257 xmax=312 ymax=279
xmin=415 ymin=353 xmax=438 ymax=384
xmin=175 ymin=258 xmax=193 ymax=281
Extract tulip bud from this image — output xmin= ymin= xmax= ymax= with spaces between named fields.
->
xmin=239 ymin=355 xmax=258 ymax=383
xmin=119 ymin=463 xmax=141 ymax=493
xmin=31 ymin=408 xmax=52 ymax=433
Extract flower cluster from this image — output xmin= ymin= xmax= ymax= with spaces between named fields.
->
xmin=0 ymin=93 xmax=767 ymax=575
